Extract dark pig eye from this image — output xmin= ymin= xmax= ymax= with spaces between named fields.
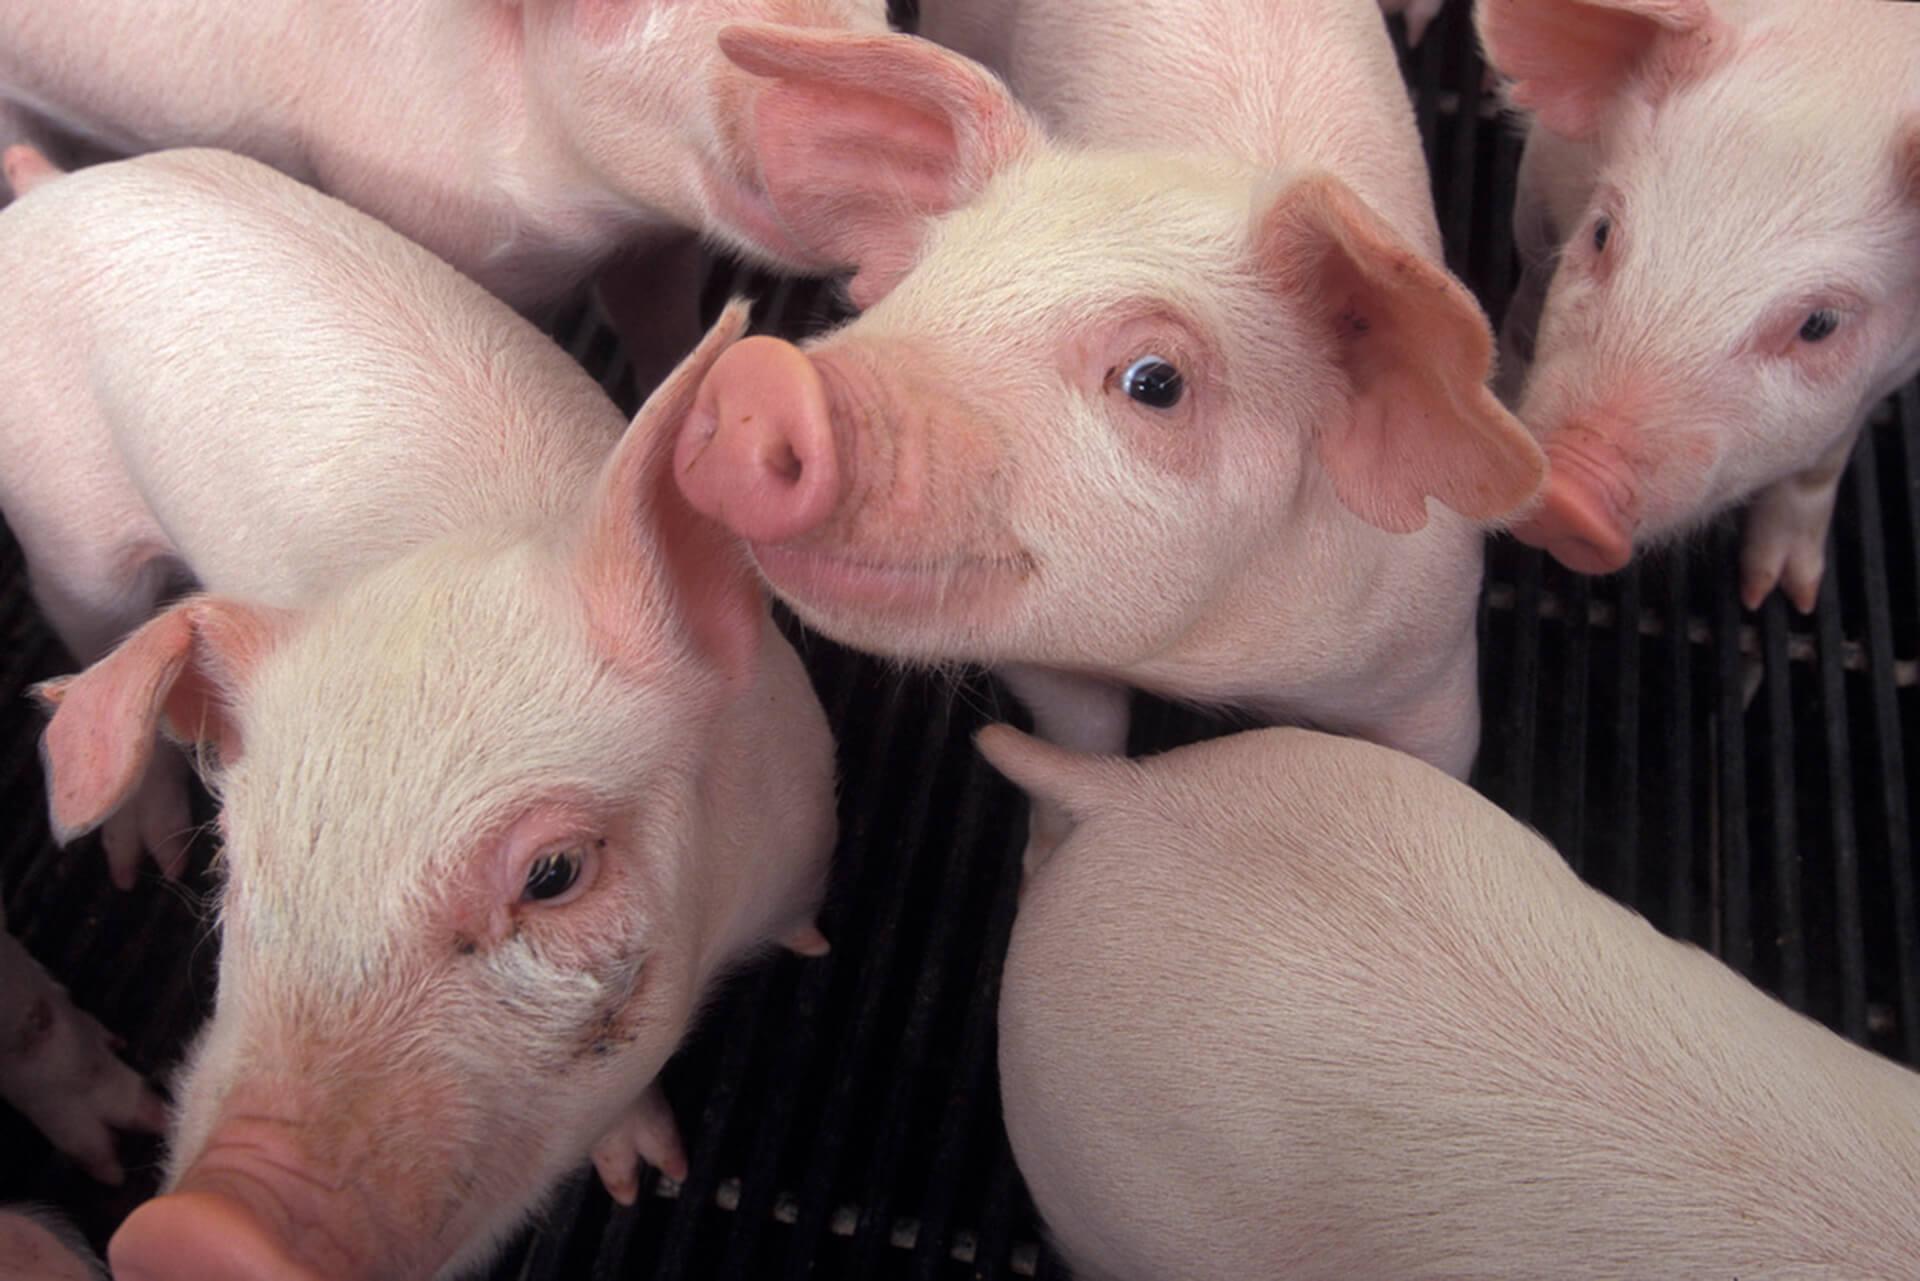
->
xmin=1592 ymin=216 xmax=1612 ymax=253
xmin=523 ymin=848 xmax=583 ymax=902
xmin=1798 ymin=310 xmax=1839 ymax=343
xmin=1120 ymin=356 xmax=1185 ymax=409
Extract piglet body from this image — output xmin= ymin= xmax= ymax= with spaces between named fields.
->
xmin=0 ymin=149 xmax=836 ymax=1280
xmin=679 ymin=18 xmax=1542 ymax=781
xmin=987 ymin=726 xmax=1920 ymax=1280
xmin=1481 ymin=0 xmax=1920 ymax=610
xmin=0 ymin=0 xmax=885 ymax=310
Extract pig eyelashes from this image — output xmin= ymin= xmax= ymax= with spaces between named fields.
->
xmin=520 ymin=840 xmax=602 ymax=908
xmin=1798 ymin=309 xmax=1839 ymax=344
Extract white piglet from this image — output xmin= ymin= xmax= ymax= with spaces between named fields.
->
xmin=1482 ymin=0 xmax=1920 ymax=611
xmin=987 ymin=725 xmax=1920 ymax=1281
xmin=1 ymin=149 xmax=836 ymax=1281
xmin=0 ymin=0 xmax=886 ymax=315
xmin=675 ymin=23 xmax=1544 ymax=787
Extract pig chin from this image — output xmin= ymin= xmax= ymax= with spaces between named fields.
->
xmin=749 ymin=539 xmax=1038 ymax=660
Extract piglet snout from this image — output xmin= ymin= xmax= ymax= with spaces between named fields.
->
xmin=1511 ymin=436 xmax=1638 ymax=575
xmin=110 ymin=1191 xmax=332 ymax=1281
xmin=677 ymin=335 xmax=842 ymax=545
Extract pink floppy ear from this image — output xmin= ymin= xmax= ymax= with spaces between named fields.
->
xmin=32 ymin=597 xmax=282 ymax=844
xmin=1477 ymin=0 xmax=1722 ymax=141
xmin=577 ymin=299 xmax=766 ymax=687
xmin=1258 ymin=173 xmax=1545 ymax=533
xmin=719 ymin=23 xmax=1041 ymax=309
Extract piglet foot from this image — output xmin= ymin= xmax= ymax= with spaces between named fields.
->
xmin=1402 ymin=0 xmax=1445 ymax=45
xmin=96 ymin=750 xmax=194 ymax=889
xmin=1 ymin=939 xmax=169 ymax=1185
xmin=1740 ymin=500 xmax=1831 ymax=615
xmin=1 ymin=143 xmax=60 ymax=199
xmin=591 ymin=1082 xmax=687 ymax=1205
xmin=780 ymin=923 xmax=831 ymax=958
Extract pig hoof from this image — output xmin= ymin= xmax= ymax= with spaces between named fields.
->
xmin=1738 ymin=541 xmax=1825 ymax=615
xmin=591 ymin=1083 xmax=687 ymax=1205
xmin=780 ymin=923 xmax=831 ymax=958
xmin=1 ymin=144 xmax=60 ymax=198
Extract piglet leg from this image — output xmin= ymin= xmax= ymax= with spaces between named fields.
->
xmin=93 ymin=748 xmax=195 ymax=888
xmin=1740 ymin=427 xmax=1858 ymax=613
xmin=590 ymin=1081 xmax=688 ymax=1204
xmin=0 ymin=931 xmax=167 ymax=1185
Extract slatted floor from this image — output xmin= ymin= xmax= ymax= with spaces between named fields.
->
xmin=3 ymin=5 xmax=1916 ymax=1277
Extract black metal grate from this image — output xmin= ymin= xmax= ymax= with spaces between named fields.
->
xmin=3 ymin=6 xmax=1917 ymax=1276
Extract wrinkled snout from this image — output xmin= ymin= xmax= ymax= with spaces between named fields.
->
xmin=676 ymin=335 xmax=842 ymax=545
xmin=111 ymin=1191 xmax=333 ymax=1281
xmin=1510 ymin=435 xmax=1638 ymax=576
xmin=109 ymin=1118 xmax=402 ymax=1281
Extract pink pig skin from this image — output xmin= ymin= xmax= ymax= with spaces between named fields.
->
xmin=986 ymin=725 xmax=1920 ymax=1281
xmin=0 ymin=0 xmax=886 ymax=313
xmin=676 ymin=21 xmax=1542 ymax=798
xmin=0 ymin=150 xmax=836 ymax=1280
xmin=1480 ymin=0 xmax=1920 ymax=612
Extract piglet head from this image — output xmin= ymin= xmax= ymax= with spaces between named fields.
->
xmin=684 ymin=27 xmax=1539 ymax=670
xmin=42 ymin=308 xmax=837 ymax=1281
xmin=1484 ymin=0 xmax=1920 ymax=606
xmin=518 ymin=0 xmax=889 ymax=271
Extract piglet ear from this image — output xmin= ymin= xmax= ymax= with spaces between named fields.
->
xmin=1258 ymin=173 xmax=1545 ymax=533
xmin=33 ymin=597 xmax=281 ymax=844
xmin=719 ymin=23 xmax=1040 ymax=309
xmin=1477 ymin=0 xmax=1721 ymax=141
xmin=577 ymin=299 xmax=765 ymax=687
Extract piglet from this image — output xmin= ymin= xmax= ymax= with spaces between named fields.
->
xmin=676 ymin=25 xmax=1543 ymax=787
xmin=0 ymin=0 xmax=885 ymax=313
xmin=1480 ymin=0 xmax=1920 ymax=611
xmin=0 ymin=931 xmax=167 ymax=1186
xmin=1 ymin=148 xmax=836 ymax=1280
xmin=0 ymin=1206 xmax=105 ymax=1281
xmin=986 ymin=725 xmax=1920 ymax=1280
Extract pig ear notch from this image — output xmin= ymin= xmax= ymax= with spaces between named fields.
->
xmin=579 ymin=300 xmax=766 ymax=687
xmin=33 ymin=597 xmax=280 ymax=844
xmin=1477 ymin=0 xmax=1723 ymax=140
xmin=1259 ymin=174 xmax=1545 ymax=532
xmin=719 ymin=23 xmax=1039 ymax=309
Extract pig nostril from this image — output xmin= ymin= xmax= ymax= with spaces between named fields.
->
xmin=764 ymin=442 xmax=802 ymax=484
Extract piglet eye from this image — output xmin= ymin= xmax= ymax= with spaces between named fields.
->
xmin=1120 ymin=356 xmax=1184 ymax=409
xmin=523 ymin=848 xmax=583 ymax=903
xmin=1592 ymin=216 xmax=1612 ymax=253
xmin=1798 ymin=310 xmax=1839 ymax=343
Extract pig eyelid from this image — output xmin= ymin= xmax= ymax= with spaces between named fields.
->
xmin=517 ymin=838 xmax=603 ymax=909
xmin=1591 ymin=213 xmax=1613 ymax=254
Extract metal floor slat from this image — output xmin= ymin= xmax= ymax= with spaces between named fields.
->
xmin=3 ymin=6 xmax=1918 ymax=1277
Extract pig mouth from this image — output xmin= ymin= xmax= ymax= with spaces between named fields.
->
xmin=749 ymin=542 xmax=1036 ymax=619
